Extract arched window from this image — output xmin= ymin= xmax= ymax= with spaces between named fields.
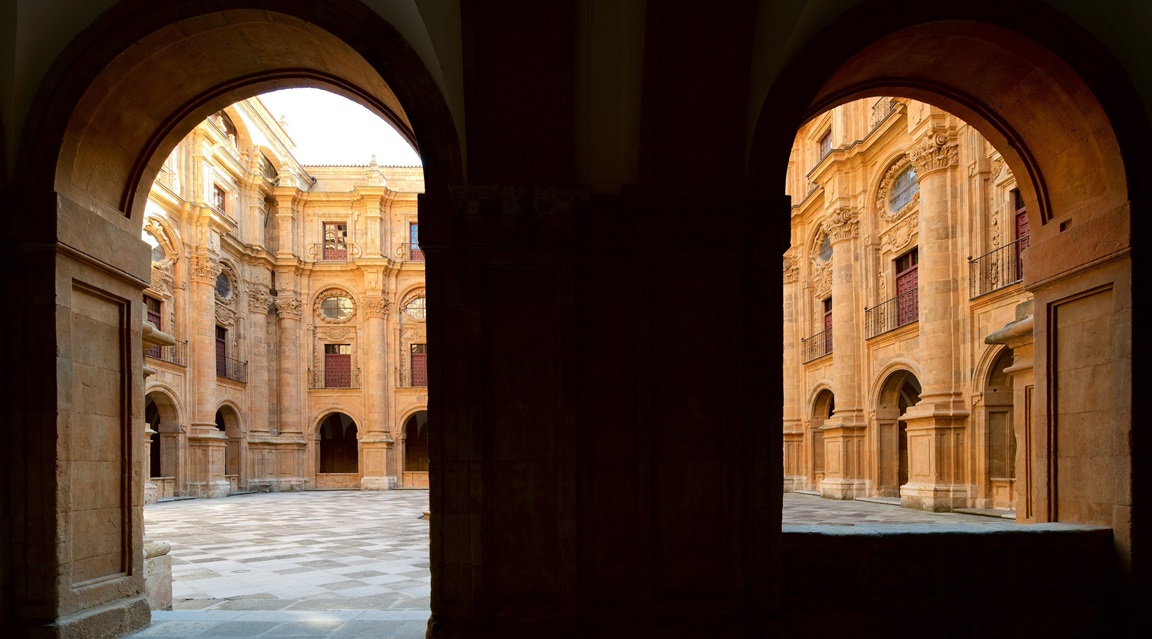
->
xmin=888 ymin=165 xmax=919 ymax=211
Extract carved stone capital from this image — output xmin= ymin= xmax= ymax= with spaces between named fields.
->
xmin=907 ymin=134 xmax=959 ymax=177
xmin=190 ymin=255 xmax=219 ymax=284
xmin=276 ymin=296 xmax=303 ymax=320
xmin=822 ymin=207 xmax=859 ymax=244
xmin=246 ymin=284 xmax=271 ymax=313
xmin=363 ymin=296 xmax=389 ymax=318
xmin=783 ymin=256 xmax=800 ymax=283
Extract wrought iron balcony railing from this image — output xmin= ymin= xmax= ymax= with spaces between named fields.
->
xmin=801 ymin=330 xmax=832 ymax=364
xmin=308 ymin=242 xmax=363 ymax=263
xmin=146 ymin=340 xmax=187 ymax=367
xmin=969 ymin=236 xmax=1028 ymax=299
xmin=216 ymin=356 xmax=247 ymax=383
xmin=869 ymin=98 xmax=898 ymax=131
xmin=865 ymin=288 xmax=919 ymax=339
xmin=309 ymin=367 xmax=362 ymax=389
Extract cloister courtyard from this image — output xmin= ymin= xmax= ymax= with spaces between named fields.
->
xmin=125 ymin=491 xmax=1015 ymax=638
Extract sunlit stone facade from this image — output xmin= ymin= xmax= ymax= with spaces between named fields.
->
xmin=141 ymin=99 xmax=428 ymax=501
xmin=782 ymin=98 xmax=1034 ymax=512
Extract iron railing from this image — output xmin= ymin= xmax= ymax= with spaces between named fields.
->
xmin=869 ymin=98 xmax=898 ymax=131
xmin=865 ymin=288 xmax=919 ymax=339
xmin=801 ymin=330 xmax=832 ymax=364
xmin=309 ymin=367 xmax=362 ymax=389
xmin=969 ymin=236 xmax=1028 ymax=299
xmin=146 ymin=340 xmax=187 ymax=366
xmin=217 ymin=356 xmax=247 ymax=383
xmin=210 ymin=204 xmax=237 ymax=226
xmin=308 ymin=242 xmax=363 ymax=263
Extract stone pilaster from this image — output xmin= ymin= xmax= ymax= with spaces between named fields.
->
xmin=900 ymin=131 xmax=970 ymax=511
xmin=273 ymin=289 xmax=308 ymax=490
xmin=782 ymin=252 xmax=805 ymax=491
xmin=361 ymin=295 xmax=394 ymax=490
xmin=187 ymin=252 xmax=229 ymax=498
xmin=985 ymin=302 xmax=1035 ymax=521
xmin=818 ymin=207 xmax=867 ymax=499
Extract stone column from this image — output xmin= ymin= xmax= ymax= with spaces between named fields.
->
xmin=141 ymin=320 xmax=174 ymax=609
xmin=818 ymin=207 xmax=867 ymax=499
xmin=274 ymin=287 xmax=307 ymax=490
xmin=244 ymin=281 xmax=273 ymax=490
xmin=900 ymin=131 xmax=970 ymax=511
xmin=782 ymin=252 xmax=805 ymax=491
xmin=984 ymin=301 xmax=1035 ymax=522
xmin=361 ymin=295 xmax=394 ymax=490
xmin=187 ymin=252 xmax=229 ymax=498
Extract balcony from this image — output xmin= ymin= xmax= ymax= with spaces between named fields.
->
xmin=309 ymin=367 xmax=362 ymax=389
xmin=869 ymin=97 xmax=898 ymax=131
xmin=145 ymin=340 xmax=187 ymax=367
xmin=801 ymin=330 xmax=832 ymax=364
xmin=216 ymin=356 xmax=247 ymax=383
xmin=969 ymin=236 xmax=1028 ymax=299
xmin=865 ymin=288 xmax=919 ymax=339
xmin=395 ymin=242 xmax=425 ymax=262
xmin=308 ymin=242 xmax=363 ymax=263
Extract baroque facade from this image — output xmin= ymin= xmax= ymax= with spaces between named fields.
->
xmin=140 ymin=99 xmax=428 ymax=501
xmin=782 ymin=98 xmax=1034 ymax=513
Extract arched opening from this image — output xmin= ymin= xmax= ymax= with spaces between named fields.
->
xmin=875 ymin=371 xmax=922 ymax=496
xmin=402 ymin=410 xmax=429 ymax=488
xmin=317 ymin=413 xmax=359 ymax=487
xmin=214 ymin=405 xmax=244 ymax=493
xmin=809 ymin=390 xmax=834 ymax=490
xmin=144 ymin=390 xmax=183 ymax=499
xmin=980 ymin=348 xmax=1016 ymax=511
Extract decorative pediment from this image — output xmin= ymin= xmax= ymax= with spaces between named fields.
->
xmin=879 ymin=211 xmax=920 ymax=255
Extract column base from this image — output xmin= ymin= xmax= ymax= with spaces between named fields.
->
xmin=186 ymin=480 xmax=231 ymax=498
xmin=360 ymin=476 xmax=394 ymax=491
xmin=783 ymin=475 xmax=807 ymax=492
xmin=144 ymin=481 xmax=158 ymax=505
xmin=144 ymin=538 xmax=173 ymax=611
xmin=900 ymin=482 xmax=968 ymax=512
xmin=819 ymin=478 xmax=867 ymax=500
xmin=41 ymin=595 xmax=151 ymax=639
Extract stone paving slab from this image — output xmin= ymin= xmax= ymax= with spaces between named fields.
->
xmin=126 ymin=489 xmax=1018 ymax=638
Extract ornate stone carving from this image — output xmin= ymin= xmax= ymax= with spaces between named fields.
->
xmin=879 ymin=211 xmax=919 ymax=254
xmin=149 ymin=266 xmax=174 ymax=297
xmin=215 ymin=303 xmax=237 ymax=328
xmin=276 ymin=296 xmax=303 ymax=320
xmin=246 ymin=281 xmax=271 ymax=313
xmin=875 ymin=156 xmax=920 ymax=222
xmin=363 ymin=296 xmax=389 ymax=318
xmin=907 ymin=133 xmax=959 ymax=176
xmin=313 ymin=288 xmax=357 ymax=324
xmin=190 ymin=255 xmax=218 ymax=283
xmin=877 ymin=269 xmax=887 ymax=302
xmin=812 ymin=260 xmax=832 ymax=298
xmin=143 ymin=217 xmax=178 ymax=267
xmin=822 ymin=207 xmax=859 ymax=243
xmin=315 ymin=326 xmax=355 ymax=342
xmin=783 ymin=255 xmax=799 ymax=283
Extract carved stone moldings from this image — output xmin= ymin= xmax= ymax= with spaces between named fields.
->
xmin=313 ymin=287 xmax=357 ymax=324
xmin=276 ymin=295 xmax=303 ymax=320
xmin=215 ymin=303 xmax=237 ymax=328
xmin=400 ymin=291 xmax=426 ymax=321
xmin=879 ymin=211 xmax=920 ymax=255
xmin=783 ymin=254 xmax=799 ymax=283
xmin=821 ymin=207 xmax=859 ymax=244
xmin=246 ymin=280 xmax=272 ymax=313
xmin=875 ymin=156 xmax=920 ymax=223
xmin=812 ymin=259 xmax=832 ymax=298
xmin=144 ymin=217 xmax=178 ymax=268
xmin=363 ymin=296 xmax=389 ymax=319
xmin=907 ymin=133 xmax=959 ymax=177
xmin=190 ymin=255 xmax=218 ymax=284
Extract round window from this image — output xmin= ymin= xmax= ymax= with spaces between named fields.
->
xmin=215 ymin=272 xmax=232 ymax=299
xmin=321 ymin=296 xmax=355 ymax=321
xmin=404 ymin=297 xmax=426 ymax=320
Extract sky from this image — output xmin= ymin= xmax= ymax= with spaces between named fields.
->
xmin=257 ymin=88 xmax=422 ymax=166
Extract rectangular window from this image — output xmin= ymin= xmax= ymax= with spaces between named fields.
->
xmin=409 ymin=222 xmax=424 ymax=261
xmin=324 ymin=344 xmax=353 ymax=388
xmin=823 ymin=297 xmax=833 ymax=355
xmin=323 ymin=222 xmax=348 ymax=261
xmin=213 ymin=184 xmax=226 ymax=213
xmin=410 ymin=343 xmax=428 ymax=387
xmin=895 ymin=249 xmax=919 ymax=327
xmin=819 ymin=130 xmax=832 ymax=160
xmin=145 ymin=296 xmax=162 ymax=358
xmin=216 ymin=326 xmax=227 ymax=377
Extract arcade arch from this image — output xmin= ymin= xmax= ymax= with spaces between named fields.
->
xmin=874 ymin=370 xmax=921 ymax=497
xmin=400 ymin=410 xmax=429 ymax=488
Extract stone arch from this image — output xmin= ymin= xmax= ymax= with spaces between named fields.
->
xmin=750 ymin=0 xmax=1147 ymax=548
xmin=144 ymin=387 xmax=184 ymax=484
xmin=21 ymin=1 xmax=462 ymax=224
xmin=400 ymin=409 xmax=429 ymax=488
xmin=316 ymin=411 xmax=360 ymax=478
xmin=873 ymin=368 xmax=922 ymax=497
xmin=214 ymin=402 xmax=245 ymax=487
xmin=974 ymin=344 xmax=1017 ymax=510
xmin=808 ymin=386 xmax=835 ymax=489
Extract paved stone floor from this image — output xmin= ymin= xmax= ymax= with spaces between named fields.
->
xmin=127 ymin=489 xmax=1014 ymax=638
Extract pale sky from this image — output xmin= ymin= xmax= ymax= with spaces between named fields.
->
xmin=257 ymin=88 xmax=422 ymax=166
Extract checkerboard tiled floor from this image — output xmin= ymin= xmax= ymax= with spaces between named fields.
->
xmin=126 ymin=489 xmax=1014 ymax=637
